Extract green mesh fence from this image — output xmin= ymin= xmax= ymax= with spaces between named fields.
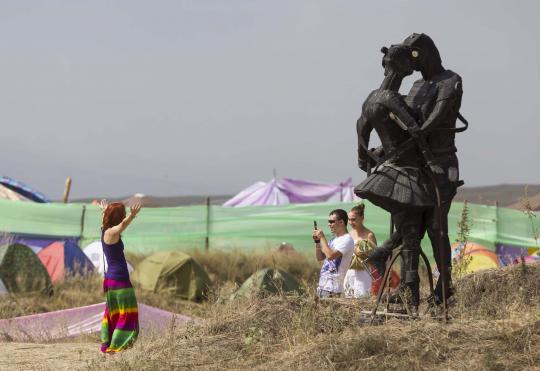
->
xmin=0 ymin=199 xmax=538 ymax=261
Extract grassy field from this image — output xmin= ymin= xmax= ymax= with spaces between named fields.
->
xmin=1 ymin=250 xmax=540 ymax=370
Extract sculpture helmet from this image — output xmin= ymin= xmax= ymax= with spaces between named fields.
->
xmin=380 ymin=44 xmax=414 ymax=77
xmin=401 ymin=33 xmax=442 ymax=75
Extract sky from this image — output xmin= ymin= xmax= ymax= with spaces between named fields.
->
xmin=1 ymin=1 xmax=539 ymax=199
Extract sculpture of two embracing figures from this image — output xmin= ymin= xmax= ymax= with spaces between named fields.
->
xmin=354 ymin=33 xmax=467 ymax=314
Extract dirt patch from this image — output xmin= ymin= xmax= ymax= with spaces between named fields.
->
xmin=0 ymin=342 xmax=100 ymax=370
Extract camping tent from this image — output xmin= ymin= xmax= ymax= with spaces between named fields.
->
xmin=451 ymin=242 xmax=500 ymax=274
xmin=83 ymin=241 xmax=134 ymax=275
xmin=131 ymin=251 xmax=211 ymax=301
xmin=0 ymin=243 xmax=52 ymax=294
xmin=37 ymin=241 xmax=94 ymax=283
xmin=223 ymin=177 xmax=357 ymax=207
xmin=0 ymin=184 xmax=31 ymax=201
xmin=0 ymin=235 xmax=79 ymax=254
xmin=232 ymin=268 xmax=300 ymax=299
xmin=0 ymin=176 xmax=49 ymax=203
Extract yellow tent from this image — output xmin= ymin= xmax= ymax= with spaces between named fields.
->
xmin=451 ymin=242 xmax=500 ymax=274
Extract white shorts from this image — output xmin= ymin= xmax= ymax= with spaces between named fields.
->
xmin=343 ymin=269 xmax=372 ymax=298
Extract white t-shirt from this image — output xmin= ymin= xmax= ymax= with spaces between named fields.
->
xmin=317 ymin=234 xmax=355 ymax=294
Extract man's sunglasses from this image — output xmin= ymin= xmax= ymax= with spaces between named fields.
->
xmin=328 ymin=219 xmax=341 ymax=224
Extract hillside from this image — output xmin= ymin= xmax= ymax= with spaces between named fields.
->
xmin=454 ymin=184 xmax=540 ymax=208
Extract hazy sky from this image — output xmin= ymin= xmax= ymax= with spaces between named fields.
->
xmin=2 ymin=1 xmax=539 ymax=199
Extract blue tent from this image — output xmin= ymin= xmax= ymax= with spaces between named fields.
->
xmin=0 ymin=176 xmax=49 ymax=203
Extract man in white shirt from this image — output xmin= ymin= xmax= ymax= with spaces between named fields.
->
xmin=313 ymin=209 xmax=355 ymax=298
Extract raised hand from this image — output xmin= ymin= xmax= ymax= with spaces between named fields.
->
xmin=130 ymin=202 xmax=142 ymax=217
xmin=99 ymin=199 xmax=109 ymax=212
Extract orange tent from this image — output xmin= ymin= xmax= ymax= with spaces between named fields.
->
xmin=37 ymin=241 xmax=94 ymax=283
xmin=451 ymin=242 xmax=500 ymax=274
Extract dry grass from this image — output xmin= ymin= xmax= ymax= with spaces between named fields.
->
xmin=0 ymin=274 xmax=103 ymax=320
xmin=3 ymin=251 xmax=540 ymax=370
xmin=83 ymin=261 xmax=540 ymax=370
xmin=189 ymin=249 xmax=320 ymax=286
xmin=0 ymin=249 xmax=319 ymax=320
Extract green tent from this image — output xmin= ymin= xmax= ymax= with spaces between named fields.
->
xmin=131 ymin=251 xmax=211 ymax=301
xmin=232 ymin=268 xmax=300 ymax=299
xmin=0 ymin=243 xmax=52 ymax=295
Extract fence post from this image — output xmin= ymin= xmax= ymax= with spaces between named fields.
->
xmin=63 ymin=177 xmax=72 ymax=203
xmin=495 ymin=201 xmax=500 ymax=248
xmin=80 ymin=205 xmax=86 ymax=241
xmin=205 ymin=197 xmax=210 ymax=250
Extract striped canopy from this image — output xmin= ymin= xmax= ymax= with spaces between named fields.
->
xmin=0 ymin=176 xmax=49 ymax=203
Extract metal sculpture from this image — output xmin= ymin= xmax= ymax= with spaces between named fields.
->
xmin=355 ymin=34 xmax=467 ymax=318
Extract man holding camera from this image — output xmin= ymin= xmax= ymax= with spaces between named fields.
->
xmin=312 ymin=209 xmax=355 ymax=298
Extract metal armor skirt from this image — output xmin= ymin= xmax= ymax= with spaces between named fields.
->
xmin=354 ymin=163 xmax=434 ymax=214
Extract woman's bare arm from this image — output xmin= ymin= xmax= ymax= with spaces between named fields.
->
xmin=104 ymin=204 xmax=141 ymax=243
xmin=367 ymin=231 xmax=377 ymax=247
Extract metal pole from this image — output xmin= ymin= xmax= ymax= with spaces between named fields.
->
xmin=371 ymin=248 xmax=402 ymax=324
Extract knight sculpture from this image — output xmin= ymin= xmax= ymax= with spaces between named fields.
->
xmin=355 ymin=33 xmax=465 ymax=314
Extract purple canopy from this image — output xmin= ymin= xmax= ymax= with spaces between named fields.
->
xmin=223 ymin=177 xmax=357 ymax=207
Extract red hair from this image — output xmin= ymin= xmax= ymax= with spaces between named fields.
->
xmin=102 ymin=202 xmax=126 ymax=230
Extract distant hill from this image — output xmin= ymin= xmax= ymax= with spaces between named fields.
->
xmin=72 ymin=194 xmax=232 ymax=207
xmin=70 ymin=184 xmax=540 ymax=210
xmin=454 ymin=184 xmax=540 ymax=209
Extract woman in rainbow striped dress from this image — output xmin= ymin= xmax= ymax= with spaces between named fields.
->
xmin=99 ymin=200 xmax=141 ymax=353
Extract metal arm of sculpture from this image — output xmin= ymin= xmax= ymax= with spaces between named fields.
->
xmin=420 ymin=90 xmax=462 ymax=133
xmin=380 ymin=94 xmax=443 ymax=174
xmin=388 ymin=111 xmax=443 ymax=174
xmin=356 ymin=114 xmax=376 ymax=171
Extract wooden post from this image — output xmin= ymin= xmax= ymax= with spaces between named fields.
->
xmin=63 ymin=177 xmax=72 ymax=203
xmin=205 ymin=196 xmax=210 ymax=250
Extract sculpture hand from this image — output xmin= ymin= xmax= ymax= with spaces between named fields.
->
xmin=370 ymin=146 xmax=385 ymax=159
xmin=407 ymin=125 xmax=421 ymax=138
xmin=358 ymin=159 xmax=368 ymax=172
xmin=429 ymin=163 xmax=444 ymax=175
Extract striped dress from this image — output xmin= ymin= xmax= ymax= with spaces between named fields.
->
xmin=101 ymin=231 xmax=139 ymax=353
